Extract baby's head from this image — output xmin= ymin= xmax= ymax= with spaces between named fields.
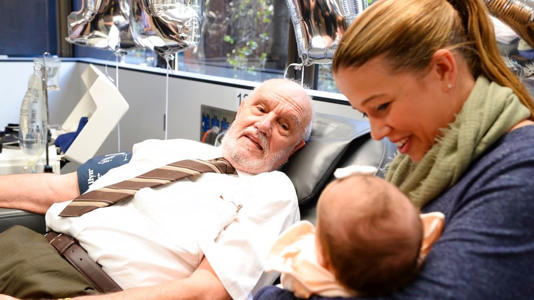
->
xmin=316 ymin=174 xmax=422 ymax=296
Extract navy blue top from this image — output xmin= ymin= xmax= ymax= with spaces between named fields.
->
xmin=255 ymin=125 xmax=534 ymax=300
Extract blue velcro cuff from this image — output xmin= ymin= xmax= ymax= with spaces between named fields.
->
xmin=77 ymin=152 xmax=132 ymax=194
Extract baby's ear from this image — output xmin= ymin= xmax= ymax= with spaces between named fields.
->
xmin=419 ymin=212 xmax=445 ymax=262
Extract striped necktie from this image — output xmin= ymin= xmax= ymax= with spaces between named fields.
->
xmin=59 ymin=157 xmax=236 ymax=217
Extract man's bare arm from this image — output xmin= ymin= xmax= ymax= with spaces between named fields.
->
xmin=76 ymin=258 xmax=231 ymax=300
xmin=0 ymin=172 xmax=80 ymax=214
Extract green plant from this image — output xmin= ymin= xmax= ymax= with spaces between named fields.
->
xmin=223 ymin=0 xmax=273 ymax=72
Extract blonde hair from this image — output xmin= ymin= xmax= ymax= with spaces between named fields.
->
xmin=332 ymin=0 xmax=534 ymax=117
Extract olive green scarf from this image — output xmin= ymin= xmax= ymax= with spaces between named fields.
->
xmin=386 ymin=76 xmax=531 ymax=208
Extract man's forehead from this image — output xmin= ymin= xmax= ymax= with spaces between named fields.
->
xmin=255 ymin=81 xmax=309 ymax=108
xmin=255 ymin=79 xmax=302 ymax=94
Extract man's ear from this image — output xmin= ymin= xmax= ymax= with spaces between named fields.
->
xmin=431 ymin=49 xmax=457 ymax=92
xmin=290 ymin=140 xmax=306 ymax=156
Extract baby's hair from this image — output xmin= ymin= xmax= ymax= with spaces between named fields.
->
xmin=317 ymin=174 xmax=422 ymax=296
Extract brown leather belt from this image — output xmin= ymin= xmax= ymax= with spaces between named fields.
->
xmin=45 ymin=231 xmax=123 ymax=293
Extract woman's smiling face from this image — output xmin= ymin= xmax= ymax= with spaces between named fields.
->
xmin=334 ymin=55 xmax=461 ymax=162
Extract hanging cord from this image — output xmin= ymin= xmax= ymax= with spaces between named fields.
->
xmin=201 ymin=126 xmax=221 ymax=145
xmin=163 ymin=55 xmax=172 ymax=139
xmin=164 ymin=55 xmax=175 ymax=140
xmin=201 ymin=128 xmax=214 ymax=143
xmin=114 ymin=51 xmax=125 ymax=152
xmin=41 ymin=52 xmax=53 ymax=173
xmin=284 ymin=62 xmax=305 ymax=86
xmin=103 ymin=53 xmax=116 ymax=84
xmin=214 ymin=130 xmax=226 ymax=147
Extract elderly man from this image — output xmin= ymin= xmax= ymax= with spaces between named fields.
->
xmin=0 ymin=78 xmax=313 ymax=300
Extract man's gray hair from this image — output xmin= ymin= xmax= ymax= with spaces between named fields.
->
xmin=302 ymin=109 xmax=314 ymax=142
xmin=292 ymin=79 xmax=314 ymax=143
xmin=252 ymin=77 xmax=314 ymax=142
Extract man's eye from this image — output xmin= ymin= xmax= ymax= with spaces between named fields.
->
xmin=280 ymin=123 xmax=289 ymax=131
xmin=256 ymin=106 xmax=265 ymax=113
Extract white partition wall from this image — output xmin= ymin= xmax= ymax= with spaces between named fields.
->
xmin=1 ymin=59 xmax=362 ymax=172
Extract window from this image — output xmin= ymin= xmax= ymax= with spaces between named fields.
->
xmin=177 ymin=0 xmax=289 ymax=81
xmin=317 ymin=64 xmax=339 ymax=93
xmin=315 ymin=0 xmax=378 ymax=93
xmin=73 ymin=0 xmax=289 ymax=82
xmin=2 ymin=0 xmax=379 ymax=90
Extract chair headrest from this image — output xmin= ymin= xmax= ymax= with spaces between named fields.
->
xmin=282 ymin=113 xmax=396 ymax=209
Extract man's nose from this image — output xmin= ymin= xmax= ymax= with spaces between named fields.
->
xmin=369 ymin=119 xmax=392 ymax=140
xmin=255 ymin=113 xmax=274 ymax=136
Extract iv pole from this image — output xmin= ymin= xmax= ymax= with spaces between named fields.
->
xmin=40 ymin=52 xmax=53 ymax=173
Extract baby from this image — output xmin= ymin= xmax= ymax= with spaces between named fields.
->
xmin=265 ymin=174 xmax=444 ymax=298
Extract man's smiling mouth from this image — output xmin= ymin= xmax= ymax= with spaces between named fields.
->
xmin=244 ymin=135 xmax=264 ymax=151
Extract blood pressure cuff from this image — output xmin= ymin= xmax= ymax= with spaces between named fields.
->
xmin=77 ymin=152 xmax=132 ymax=194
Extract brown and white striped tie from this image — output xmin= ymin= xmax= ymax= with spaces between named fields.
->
xmin=59 ymin=157 xmax=236 ymax=217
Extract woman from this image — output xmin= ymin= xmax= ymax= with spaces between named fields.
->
xmin=256 ymin=0 xmax=534 ymax=298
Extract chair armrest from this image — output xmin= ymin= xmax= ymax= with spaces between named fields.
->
xmin=0 ymin=208 xmax=46 ymax=234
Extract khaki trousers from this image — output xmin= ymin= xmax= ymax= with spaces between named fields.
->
xmin=0 ymin=225 xmax=99 ymax=298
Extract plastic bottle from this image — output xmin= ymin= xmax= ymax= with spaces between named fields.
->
xmin=18 ymin=63 xmax=48 ymax=172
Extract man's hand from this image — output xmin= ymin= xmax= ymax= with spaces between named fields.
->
xmin=75 ymin=258 xmax=231 ymax=300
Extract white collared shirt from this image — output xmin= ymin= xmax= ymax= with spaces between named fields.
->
xmin=46 ymin=139 xmax=300 ymax=300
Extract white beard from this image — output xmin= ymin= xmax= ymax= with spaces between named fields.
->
xmin=221 ymin=128 xmax=291 ymax=174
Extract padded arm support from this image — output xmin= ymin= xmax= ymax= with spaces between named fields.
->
xmin=0 ymin=208 xmax=45 ymax=234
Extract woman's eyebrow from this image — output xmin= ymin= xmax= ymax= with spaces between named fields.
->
xmin=361 ymin=94 xmax=387 ymax=107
